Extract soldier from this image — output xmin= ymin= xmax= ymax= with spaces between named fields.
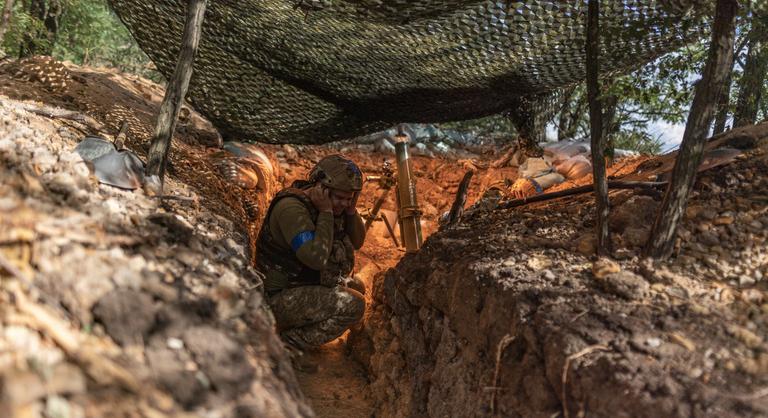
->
xmin=256 ymin=154 xmax=367 ymax=352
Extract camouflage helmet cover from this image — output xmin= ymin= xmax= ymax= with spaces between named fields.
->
xmin=308 ymin=154 xmax=363 ymax=192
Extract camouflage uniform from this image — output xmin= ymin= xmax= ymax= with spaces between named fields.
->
xmin=268 ymin=285 xmax=365 ymax=348
xmin=255 ymin=156 xmax=366 ymax=349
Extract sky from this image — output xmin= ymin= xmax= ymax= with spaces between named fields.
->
xmin=545 ymin=119 xmax=688 ymax=153
xmin=651 ymin=120 xmax=687 ymax=152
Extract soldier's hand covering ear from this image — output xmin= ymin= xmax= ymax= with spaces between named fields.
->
xmin=307 ymin=184 xmax=333 ymax=212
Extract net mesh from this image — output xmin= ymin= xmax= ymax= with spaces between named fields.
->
xmin=108 ymin=0 xmax=709 ymax=144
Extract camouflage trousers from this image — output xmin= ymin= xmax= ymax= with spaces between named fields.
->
xmin=268 ymin=283 xmax=365 ymax=349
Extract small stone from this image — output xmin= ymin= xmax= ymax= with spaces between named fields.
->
xmin=45 ymin=172 xmax=79 ymax=197
xmin=527 ymin=255 xmax=552 ymax=270
xmin=739 ymin=275 xmax=756 ymax=287
xmin=713 ymin=216 xmax=734 ymax=225
xmin=33 ymin=147 xmax=58 ymax=172
xmin=689 ymin=302 xmax=710 ymax=315
xmin=112 ymin=268 xmax=142 ymax=289
xmin=686 ymin=205 xmax=702 ymax=220
xmin=614 ymin=247 xmax=634 ymax=259
xmin=0 ymin=369 xmax=46 ymax=406
xmin=689 ymin=368 xmax=703 ymax=379
xmin=727 ymin=325 xmax=763 ymax=348
xmin=698 ymin=231 xmax=719 ymax=246
xmin=224 ymin=238 xmax=245 ymax=257
xmin=600 ymin=271 xmax=650 ymax=300
xmin=542 ymin=269 xmax=556 ymax=280
xmin=592 ymin=258 xmax=620 ymax=279
xmin=622 ymin=227 xmax=649 ymax=248
xmin=47 ymin=363 xmax=87 ymax=397
xmin=92 ymin=289 xmax=156 ymax=346
xmin=183 ymin=326 xmax=255 ymax=398
xmin=741 ymin=289 xmax=764 ymax=304
xmin=575 ymin=235 xmax=596 ymax=256
xmin=666 ymin=286 xmax=688 ymax=299
xmin=717 ymin=287 xmax=735 ymax=303
xmin=45 ymin=395 xmax=71 ymax=418
xmin=195 ymin=371 xmax=211 ymax=389
xmin=677 ymin=255 xmax=696 ymax=265
xmin=167 ymin=338 xmax=185 ymax=350
xmin=646 ymin=337 xmax=662 ymax=348
xmin=176 ymin=250 xmax=199 ymax=269
xmin=700 ymin=208 xmax=718 ymax=221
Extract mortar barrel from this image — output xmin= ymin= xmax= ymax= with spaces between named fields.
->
xmin=394 ymin=134 xmax=422 ymax=252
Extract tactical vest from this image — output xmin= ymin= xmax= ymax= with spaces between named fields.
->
xmin=256 ymin=185 xmax=354 ymax=292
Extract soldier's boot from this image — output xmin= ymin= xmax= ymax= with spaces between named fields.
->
xmin=345 ymin=275 xmax=367 ymax=295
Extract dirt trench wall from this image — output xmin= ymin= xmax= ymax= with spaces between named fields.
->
xmin=351 ymin=159 xmax=768 ymax=418
xmin=0 ymin=98 xmax=313 ymax=418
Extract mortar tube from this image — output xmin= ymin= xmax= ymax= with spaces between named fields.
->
xmin=393 ymin=134 xmax=422 ymax=252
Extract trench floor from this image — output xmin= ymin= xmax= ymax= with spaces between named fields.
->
xmin=295 ymin=333 xmax=373 ymax=418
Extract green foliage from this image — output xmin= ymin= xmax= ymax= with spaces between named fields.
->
xmin=2 ymin=4 xmax=47 ymax=56
xmin=1 ymin=0 xmax=161 ymax=81
xmin=439 ymin=114 xmax=517 ymax=140
xmin=438 ymin=13 xmax=768 ymax=155
xmin=435 ymin=39 xmax=707 ymax=155
xmin=611 ymin=131 xmax=664 ymax=155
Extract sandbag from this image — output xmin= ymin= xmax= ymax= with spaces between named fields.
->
xmin=554 ymin=155 xmax=592 ymax=180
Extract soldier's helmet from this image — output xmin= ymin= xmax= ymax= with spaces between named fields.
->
xmin=308 ymin=154 xmax=363 ymax=192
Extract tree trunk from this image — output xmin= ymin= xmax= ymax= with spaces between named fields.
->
xmin=145 ymin=0 xmax=207 ymax=193
xmin=713 ymin=70 xmax=733 ymax=134
xmin=601 ymin=91 xmax=619 ymax=167
xmin=42 ymin=0 xmax=61 ymax=44
xmin=644 ymin=0 xmax=738 ymax=259
xmin=714 ymin=28 xmax=753 ymax=134
xmin=734 ymin=17 xmax=768 ymax=127
xmin=0 ymin=0 xmax=15 ymax=42
xmin=586 ymin=0 xmax=611 ymax=256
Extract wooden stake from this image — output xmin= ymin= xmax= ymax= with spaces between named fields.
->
xmin=145 ymin=0 xmax=207 ymax=194
xmin=446 ymin=170 xmax=474 ymax=226
xmin=586 ymin=0 xmax=611 ymax=256
xmin=644 ymin=0 xmax=739 ymax=259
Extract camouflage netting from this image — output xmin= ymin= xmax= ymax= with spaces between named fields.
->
xmin=108 ymin=0 xmax=708 ymax=145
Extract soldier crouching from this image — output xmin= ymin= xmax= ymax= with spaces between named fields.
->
xmin=256 ymin=154 xmax=367 ymax=350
